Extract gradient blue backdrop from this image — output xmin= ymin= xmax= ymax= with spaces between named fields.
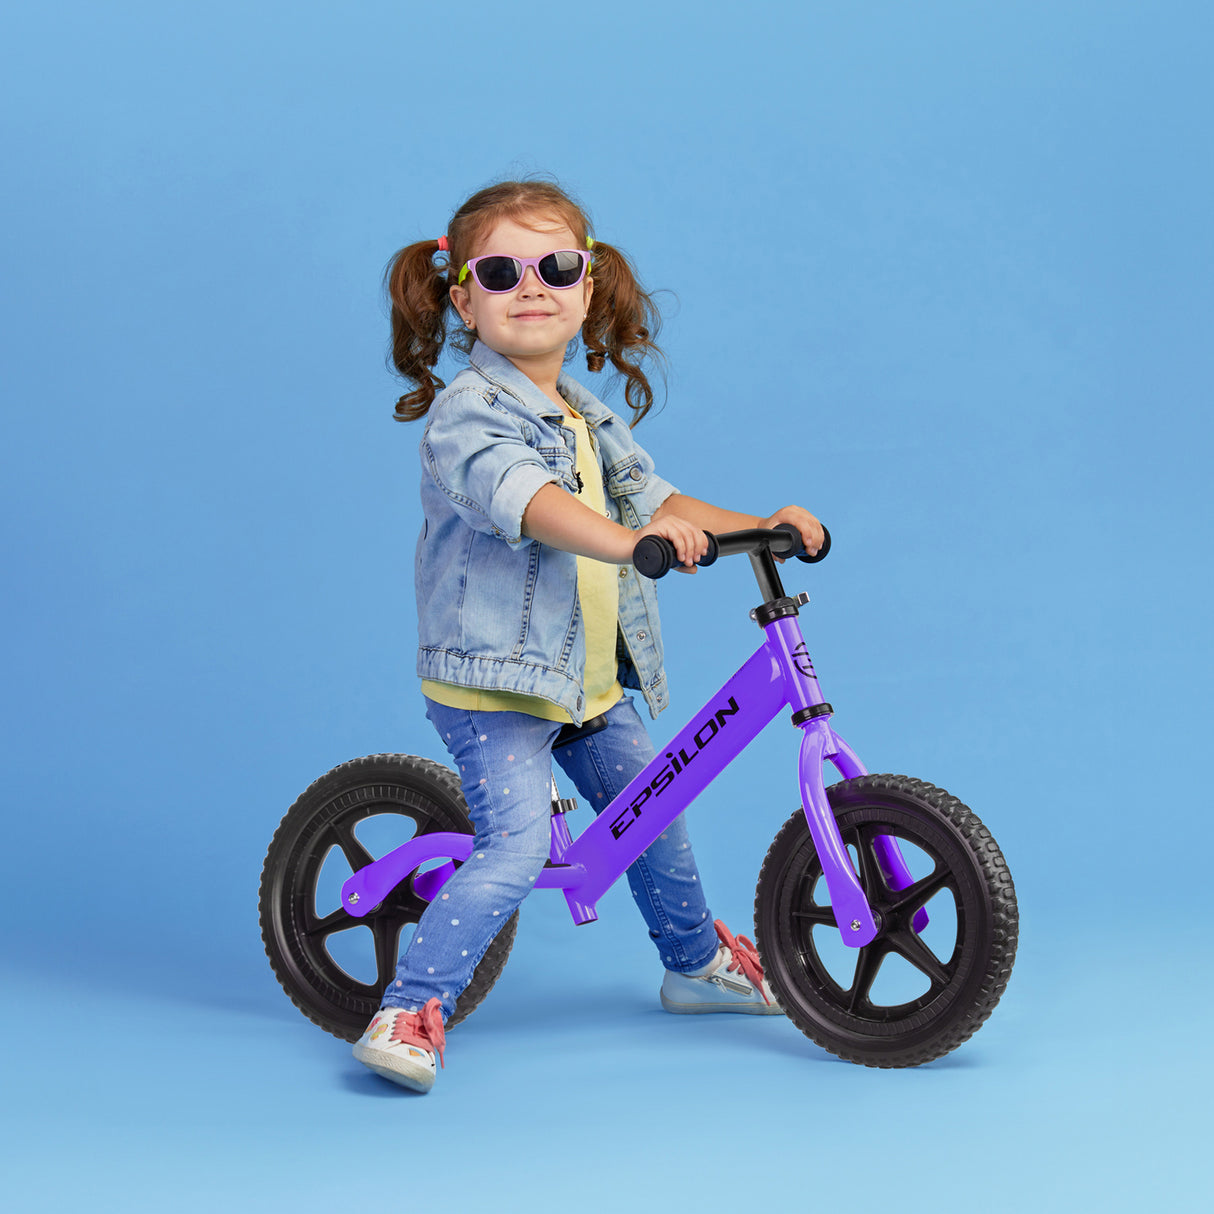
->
xmin=3 ymin=1 xmax=1210 ymax=1210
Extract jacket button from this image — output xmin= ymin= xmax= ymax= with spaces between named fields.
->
xmin=630 ymin=467 xmax=643 ymax=480
xmin=636 ymin=630 xmax=647 ymax=641
xmin=618 ymin=567 xmax=628 ymax=578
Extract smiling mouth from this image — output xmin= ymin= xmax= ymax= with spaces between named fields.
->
xmin=512 ymin=311 xmax=555 ymax=320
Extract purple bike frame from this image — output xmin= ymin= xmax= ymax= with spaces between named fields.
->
xmin=340 ymin=613 xmax=920 ymax=949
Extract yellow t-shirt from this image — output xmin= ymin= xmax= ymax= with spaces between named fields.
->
xmin=422 ymin=406 xmax=624 ymax=723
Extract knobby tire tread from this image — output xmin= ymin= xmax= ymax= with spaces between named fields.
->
xmin=754 ymin=773 xmax=1017 ymax=1068
xmin=259 ymin=753 xmax=517 ymax=1042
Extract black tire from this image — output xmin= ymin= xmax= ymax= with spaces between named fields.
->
xmin=259 ymin=753 xmax=518 ymax=1042
xmin=755 ymin=774 xmax=1017 ymax=1067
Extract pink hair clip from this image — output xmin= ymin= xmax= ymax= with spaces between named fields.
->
xmin=436 ymin=236 xmax=449 ymax=251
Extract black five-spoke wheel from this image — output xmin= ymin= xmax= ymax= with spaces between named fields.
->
xmin=755 ymin=774 xmax=1017 ymax=1067
xmin=259 ymin=753 xmax=517 ymax=1042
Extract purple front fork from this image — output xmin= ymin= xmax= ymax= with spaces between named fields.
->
xmin=341 ymin=614 xmax=922 ymax=947
xmin=763 ymin=614 xmax=922 ymax=945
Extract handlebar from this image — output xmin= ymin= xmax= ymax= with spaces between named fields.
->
xmin=633 ymin=523 xmax=831 ymax=580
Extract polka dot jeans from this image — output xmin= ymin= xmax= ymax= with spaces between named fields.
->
xmin=380 ymin=696 xmax=718 ymax=1019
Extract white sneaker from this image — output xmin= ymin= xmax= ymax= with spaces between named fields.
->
xmin=352 ymin=997 xmax=446 ymax=1092
xmin=660 ymin=920 xmax=782 ymax=1014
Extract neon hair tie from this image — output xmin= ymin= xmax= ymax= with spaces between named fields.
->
xmin=436 ymin=236 xmax=449 ymax=251
xmin=586 ymin=237 xmax=595 ymax=249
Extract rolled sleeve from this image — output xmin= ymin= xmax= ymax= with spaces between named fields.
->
xmin=422 ymin=388 xmax=559 ymax=548
xmin=491 ymin=461 xmax=561 ymax=546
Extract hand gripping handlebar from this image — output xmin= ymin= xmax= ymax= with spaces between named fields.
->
xmin=632 ymin=522 xmax=831 ymax=580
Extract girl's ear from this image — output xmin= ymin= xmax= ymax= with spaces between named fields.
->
xmin=583 ymin=275 xmax=593 ymax=315
xmin=449 ymin=283 xmax=472 ymax=328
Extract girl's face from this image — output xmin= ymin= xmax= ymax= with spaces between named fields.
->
xmin=449 ymin=215 xmax=593 ymax=371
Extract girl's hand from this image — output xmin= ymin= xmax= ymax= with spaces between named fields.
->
xmin=632 ymin=516 xmax=711 ymax=573
xmin=758 ymin=506 xmax=825 ymax=558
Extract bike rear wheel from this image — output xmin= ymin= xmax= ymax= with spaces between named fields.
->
xmin=755 ymin=774 xmax=1017 ymax=1067
xmin=259 ymin=753 xmax=518 ymax=1042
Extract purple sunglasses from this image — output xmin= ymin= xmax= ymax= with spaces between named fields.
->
xmin=458 ymin=249 xmax=592 ymax=294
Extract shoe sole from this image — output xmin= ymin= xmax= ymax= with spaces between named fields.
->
xmin=660 ymin=992 xmax=784 ymax=1015
xmin=352 ymin=1042 xmax=436 ymax=1092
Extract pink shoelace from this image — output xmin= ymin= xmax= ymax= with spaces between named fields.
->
xmin=714 ymin=919 xmax=772 ymax=1005
xmin=388 ymin=997 xmax=446 ymax=1068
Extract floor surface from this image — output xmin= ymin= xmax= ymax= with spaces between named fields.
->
xmin=4 ymin=911 xmax=1206 ymax=1213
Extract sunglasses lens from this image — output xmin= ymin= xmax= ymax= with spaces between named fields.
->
xmin=474 ymin=257 xmax=523 ymax=292
xmin=538 ymin=250 xmax=586 ymax=288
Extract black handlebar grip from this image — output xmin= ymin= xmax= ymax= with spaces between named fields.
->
xmin=798 ymin=524 xmax=831 ymax=564
xmin=632 ymin=535 xmax=676 ymax=579
xmin=772 ymin=522 xmax=805 ymax=557
xmin=771 ymin=521 xmax=832 ymax=563
xmin=632 ymin=532 xmax=720 ymax=579
xmin=791 ymin=524 xmax=830 ymax=565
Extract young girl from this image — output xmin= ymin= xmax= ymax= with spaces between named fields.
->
xmin=353 ymin=180 xmax=824 ymax=1091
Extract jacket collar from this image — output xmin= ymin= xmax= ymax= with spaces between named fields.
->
xmin=468 ymin=340 xmax=615 ymax=429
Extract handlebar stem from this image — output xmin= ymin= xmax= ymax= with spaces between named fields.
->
xmin=749 ymin=546 xmax=787 ymax=606
xmin=710 ymin=527 xmax=800 ymax=604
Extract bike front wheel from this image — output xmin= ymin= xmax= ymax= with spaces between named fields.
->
xmin=755 ymin=774 xmax=1017 ymax=1067
xmin=259 ymin=753 xmax=518 ymax=1042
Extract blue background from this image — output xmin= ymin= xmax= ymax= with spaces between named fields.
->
xmin=3 ymin=1 xmax=1211 ymax=1209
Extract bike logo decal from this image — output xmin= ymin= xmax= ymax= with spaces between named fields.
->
xmin=609 ymin=697 xmax=740 ymax=840
xmin=792 ymin=642 xmax=816 ymax=679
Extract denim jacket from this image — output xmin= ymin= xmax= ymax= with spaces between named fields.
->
xmin=415 ymin=342 xmax=679 ymax=723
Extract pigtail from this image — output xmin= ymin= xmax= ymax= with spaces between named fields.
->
xmin=385 ymin=239 xmax=452 ymax=422
xmin=580 ymin=240 xmax=665 ymax=426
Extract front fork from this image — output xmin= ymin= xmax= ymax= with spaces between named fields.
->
xmin=764 ymin=611 xmax=922 ymax=948
xmin=797 ymin=718 xmax=927 ymax=946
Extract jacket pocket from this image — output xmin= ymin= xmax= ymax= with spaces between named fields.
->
xmin=605 ymin=456 xmax=649 ymax=525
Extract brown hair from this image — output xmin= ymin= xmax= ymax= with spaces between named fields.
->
xmin=385 ymin=180 xmax=665 ymax=424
